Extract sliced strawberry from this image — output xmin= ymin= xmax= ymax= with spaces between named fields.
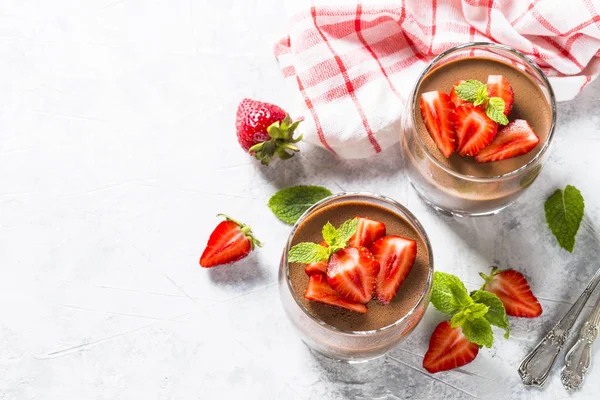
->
xmin=480 ymin=267 xmax=542 ymax=318
xmin=454 ymin=104 xmax=498 ymax=157
xmin=200 ymin=215 xmax=262 ymax=268
xmin=370 ymin=236 xmax=417 ymax=304
xmin=420 ymin=91 xmax=456 ymax=158
xmin=305 ymin=261 xmax=328 ymax=276
xmin=348 ymin=217 xmax=386 ymax=248
xmin=304 ymin=274 xmax=368 ymax=314
xmin=327 ymin=247 xmax=380 ymax=304
xmin=474 ymin=119 xmax=540 ymax=163
xmin=423 ymin=321 xmax=479 ymax=373
xmin=449 ymin=80 xmax=467 ymax=107
xmin=487 ymin=75 xmax=514 ymax=116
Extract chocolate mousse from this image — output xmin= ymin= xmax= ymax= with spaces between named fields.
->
xmin=288 ymin=200 xmax=430 ymax=332
xmin=416 ymin=58 xmax=552 ymax=177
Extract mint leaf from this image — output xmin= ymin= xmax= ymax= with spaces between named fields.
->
xmin=455 ymin=80 xmax=487 ymax=103
xmin=544 ymin=185 xmax=584 ymax=252
xmin=430 ymin=271 xmax=473 ymax=315
xmin=268 ymin=186 xmax=332 ymax=225
xmin=450 ymin=303 xmax=489 ymax=328
xmin=485 ymin=97 xmax=509 ymax=125
xmin=336 ymin=218 xmax=358 ymax=246
xmin=322 ymin=222 xmax=338 ymax=247
xmin=288 ymin=242 xmax=329 ymax=264
xmin=462 ymin=317 xmax=494 ymax=348
xmin=472 ymin=290 xmax=510 ymax=339
xmin=473 ymin=85 xmax=489 ymax=106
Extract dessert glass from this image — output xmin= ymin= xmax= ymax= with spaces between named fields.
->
xmin=401 ymin=42 xmax=557 ymax=217
xmin=278 ymin=192 xmax=434 ymax=362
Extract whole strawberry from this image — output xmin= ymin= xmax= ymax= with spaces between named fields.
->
xmin=235 ymin=98 xmax=303 ymax=165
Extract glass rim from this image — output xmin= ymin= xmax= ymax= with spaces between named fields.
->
xmin=282 ymin=191 xmax=434 ymax=336
xmin=409 ymin=42 xmax=557 ymax=182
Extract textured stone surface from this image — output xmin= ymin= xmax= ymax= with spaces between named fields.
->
xmin=1 ymin=1 xmax=599 ymax=399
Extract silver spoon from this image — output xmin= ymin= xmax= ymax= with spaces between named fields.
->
xmin=518 ymin=266 xmax=600 ymax=387
xmin=560 ymin=292 xmax=600 ymax=391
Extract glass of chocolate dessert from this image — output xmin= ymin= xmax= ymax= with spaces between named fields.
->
xmin=278 ymin=192 xmax=434 ymax=361
xmin=401 ymin=42 xmax=556 ymax=216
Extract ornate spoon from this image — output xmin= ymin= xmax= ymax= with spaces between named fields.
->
xmin=560 ymin=293 xmax=600 ymax=391
xmin=518 ymin=266 xmax=600 ymax=387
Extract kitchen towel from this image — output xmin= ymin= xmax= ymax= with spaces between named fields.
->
xmin=274 ymin=0 xmax=600 ymax=158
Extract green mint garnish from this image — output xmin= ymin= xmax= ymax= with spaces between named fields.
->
xmin=454 ymin=80 xmax=508 ymax=125
xmin=288 ymin=218 xmax=358 ymax=264
xmin=471 ymin=289 xmax=510 ymax=338
xmin=544 ymin=185 xmax=585 ymax=253
xmin=430 ymin=271 xmax=473 ymax=315
xmin=485 ymin=97 xmax=509 ymax=125
xmin=454 ymin=80 xmax=487 ymax=103
xmin=288 ymin=242 xmax=329 ymax=264
xmin=268 ymin=185 xmax=332 ymax=225
xmin=430 ymin=271 xmax=510 ymax=348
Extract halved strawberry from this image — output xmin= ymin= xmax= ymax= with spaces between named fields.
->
xmin=305 ymin=261 xmax=328 ymax=276
xmin=474 ymin=119 xmax=540 ymax=163
xmin=480 ymin=267 xmax=542 ymax=318
xmin=370 ymin=236 xmax=417 ymax=304
xmin=200 ymin=214 xmax=262 ymax=268
xmin=449 ymin=80 xmax=467 ymax=107
xmin=348 ymin=217 xmax=386 ymax=248
xmin=304 ymin=274 xmax=368 ymax=314
xmin=327 ymin=247 xmax=380 ymax=304
xmin=454 ymin=104 xmax=498 ymax=157
xmin=420 ymin=91 xmax=456 ymax=158
xmin=487 ymin=75 xmax=514 ymax=116
xmin=423 ymin=321 xmax=479 ymax=373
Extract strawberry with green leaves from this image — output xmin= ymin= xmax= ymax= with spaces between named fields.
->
xmin=236 ymin=98 xmax=303 ymax=165
xmin=480 ymin=267 xmax=542 ymax=318
xmin=424 ymin=271 xmax=510 ymax=373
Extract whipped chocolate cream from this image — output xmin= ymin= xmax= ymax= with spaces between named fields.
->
xmin=288 ymin=201 xmax=430 ymax=332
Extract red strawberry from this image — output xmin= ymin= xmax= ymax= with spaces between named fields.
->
xmin=305 ymin=261 xmax=328 ymax=276
xmin=327 ymin=247 xmax=380 ymax=304
xmin=304 ymin=274 xmax=368 ymax=314
xmin=200 ymin=214 xmax=262 ymax=268
xmin=370 ymin=236 xmax=417 ymax=304
xmin=235 ymin=98 xmax=303 ymax=165
xmin=449 ymin=80 xmax=467 ymax=107
xmin=480 ymin=267 xmax=542 ymax=318
xmin=348 ymin=217 xmax=386 ymax=248
xmin=474 ymin=119 xmax=540 ymax=163
xmin=454 ymin=104 xmax=498 ymax=157
xmin=420 ymin=91 xmax=456 ymax=158
xmin=423 ymin=321 xmax=479 ymax=373
xmin=487 ymin=75 xmax=514 ymax=116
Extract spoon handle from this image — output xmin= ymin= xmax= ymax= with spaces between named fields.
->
xmin=560 ymin=293 xmax=600 ymax=391
xmin=518 ymin=267 xmax=600 ymax=387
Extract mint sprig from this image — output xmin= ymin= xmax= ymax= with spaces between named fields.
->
xmin=288 ymin=218 xmax=358 ymax=264
xmin=544 ymin=185 xmax=584 ymax=252
xmin=453 ymin=80 xmax=509 ymax=125
xmin=268 ymin=186 xmax=332 ymax=225
xmin=430 ymin=271 xmax=510 ymax=348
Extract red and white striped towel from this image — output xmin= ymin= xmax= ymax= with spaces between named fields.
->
xmin=274 ymin=0 xmax=600 ymax=159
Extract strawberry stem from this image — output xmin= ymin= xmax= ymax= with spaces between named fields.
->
xmin=250 ymin=114 xmax=303 ymax=166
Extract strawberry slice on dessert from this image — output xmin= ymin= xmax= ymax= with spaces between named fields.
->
xmin=305 ymin=261 xmax=328 ymax=276
xmin=449 ymin=80 xmax=467 ymax=107
xmin=369 ymin=236 xmax=417 ymax=304
xmin=474 ymin=119 xmax=540 ymax=163
xmin=200 ymin=214 xmax=262 ymax=268
xmin=480 ymin=267 xmax=542 ymax=318
xmin=454 ymin=104 xmax=498 ymax=157
xmin=348 ymin=217 xmax=386 ymax=248
xmin=423 ymin=321 xmax=479 ymax=373
xmin=305 ymin=273 xmax=368 ymax=314
xmin=487 ymin=75 xmax=514 ymax=116
xmin=420 ymin=91 xmax=456 ymax=158
xmin=327 ymin=247 xmax=380 ymax=304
